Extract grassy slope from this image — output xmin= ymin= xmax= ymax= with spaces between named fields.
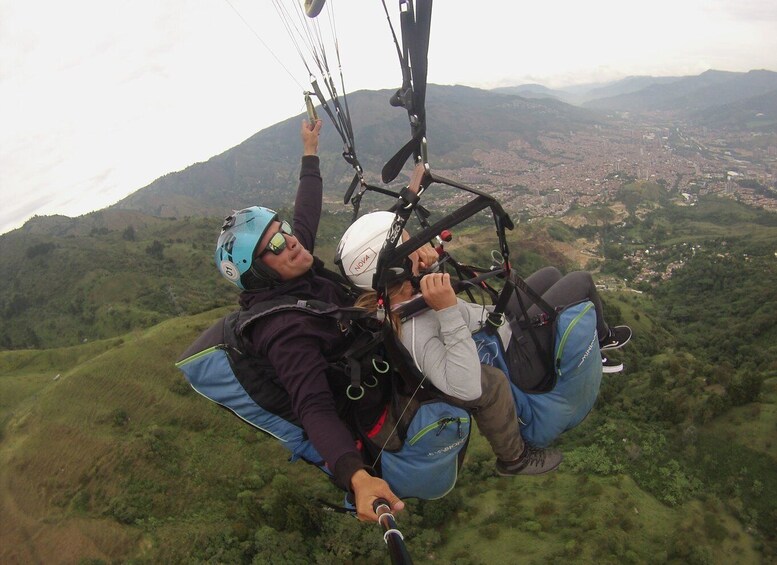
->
xmin=0 ymin=309 xmax=332 ymax=563
xmin=0 ymin=215 xmax=233 ymax=349
xmin=436 ymin=437 xmax=761 ymax=564
xmin=0 ymin=209 xmax=358 ymax=352
xmin=1 ymin=198 xmax=775 ymax=562
xmin=1 ymin=304 xmax=772 ymax=563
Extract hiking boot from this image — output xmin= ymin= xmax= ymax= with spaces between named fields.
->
xmin=602 ymin=355 xmax=624 ymax=373
xmin=496 ymin=445 xmax=563 ymax=476
xmin=600 ymin=325 xmax=632 ymax=350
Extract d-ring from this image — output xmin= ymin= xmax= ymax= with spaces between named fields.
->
xmin=346 ymin=385 xmax=365 ymax=400
xmin=364 ymin=375 xmax=379 ymax=388
xmin=372 ymin=359 xmax=390 ymax=374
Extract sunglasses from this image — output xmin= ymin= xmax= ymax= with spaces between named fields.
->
xmin=258 ymin=220 xmax=293 ymax=258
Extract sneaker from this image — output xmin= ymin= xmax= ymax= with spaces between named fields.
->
xmin=600 ymin=325 xmax=632 ymax=350
xmin=602 ymin=355 xmax=624 ymax=373
xmin=496 ymin=445 xmax=563 ymax=476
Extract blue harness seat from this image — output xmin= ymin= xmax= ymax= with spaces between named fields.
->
xmin=473 ymin=300 xmax=603 ymax=447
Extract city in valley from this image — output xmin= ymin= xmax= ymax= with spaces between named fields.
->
xmin=432 ymin=115 xmax=777 ymax=217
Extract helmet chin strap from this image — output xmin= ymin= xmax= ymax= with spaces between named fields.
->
xmin=242 ymin=260 xmax=282 ymax=290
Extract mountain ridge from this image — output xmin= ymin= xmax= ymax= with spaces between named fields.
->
xmin=8 ymin=69 xmax=775 ymax=236
xmin=583 ymin=69 xmax=777 ymax=115
xmin=108 ymin=84 xmax=602 ymax=221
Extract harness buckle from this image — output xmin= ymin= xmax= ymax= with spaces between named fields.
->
xmin=532 ymin=312 xmax=551 ymax=326
xmin=399 ymin=186 xmax=420 ymax=209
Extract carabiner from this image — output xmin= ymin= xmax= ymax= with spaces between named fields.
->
xmin=490 ymin=249 xmax=505 ymax=265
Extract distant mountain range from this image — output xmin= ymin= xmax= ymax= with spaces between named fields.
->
xmin=110 ymin=85 xmax=602 ymax=220
xmin=11 ymin=69 xmax=776 ymax=234
xmin=492 ymin=75 xmax=683 ymax=105
xmin=582 ymin=69 xmax=777 ymax=117
xmin=493 ymin=69 xmax=777 ymax=118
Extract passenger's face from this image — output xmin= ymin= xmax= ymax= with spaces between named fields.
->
xmin=257 ymin=220 xmax=314 ymax=280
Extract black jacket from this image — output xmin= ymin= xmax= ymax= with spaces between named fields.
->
xmin=238 ymin=155 xmax=376 ymax=490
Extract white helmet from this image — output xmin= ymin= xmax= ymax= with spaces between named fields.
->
xmin=335 ymin=211 xmax=397 ymax=290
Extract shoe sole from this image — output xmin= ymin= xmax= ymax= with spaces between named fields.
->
xmin=496 ymin=461 xmax=562 ymax=476
xmin=495 ymin=455 xmax=563 ymax=476
xmin=602 ymin=363 xmax=624 ymax=373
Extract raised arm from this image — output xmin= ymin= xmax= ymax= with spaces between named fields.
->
xmin=293 ymin=119 xmax=323 ymax=252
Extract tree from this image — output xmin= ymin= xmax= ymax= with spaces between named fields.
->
xmin=26 ymin=242 xmax=56 ymax=258
xmin=727 ymin=372 xmax=763 ymax=406
xmin=146 ymin=240 xmax=165 ymax=260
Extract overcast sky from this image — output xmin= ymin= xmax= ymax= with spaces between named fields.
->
xmin=2 ymin=0 xmax=776 ymax=235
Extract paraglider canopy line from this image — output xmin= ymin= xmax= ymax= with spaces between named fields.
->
xmin=222 ymin=0 xmax=305 ymax=90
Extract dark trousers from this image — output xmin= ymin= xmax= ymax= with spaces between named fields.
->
xmin=440 ymin=364 xmax=523 ymax=461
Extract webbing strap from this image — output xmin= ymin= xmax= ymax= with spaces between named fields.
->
xmin=408 ymin=0 xmax=431 ymax=128
xmin=509 ymin=272 xmax=557 ymax=320
xmin=310 ymin=79 xmax=351 ymax=150
xmin=377 ymin=194 xmax=496 ymax=286
xmin=509 ymin=284 xmax=554 ymax=377
xmin=483 ymin=276 xmax=514 ymax=336
xmin=339 ymin=329 xmax=384 ymax=400
xmin=381 ymin=0 xmax=433 ymax=182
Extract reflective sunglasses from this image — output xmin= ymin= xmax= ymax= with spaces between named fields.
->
xmin=258 ymin=220 xmax=293 ymax=258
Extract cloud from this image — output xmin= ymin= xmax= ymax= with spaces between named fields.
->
xmin=2 ymin=0 xmax=777 ymax=238
xmin=706 ymin=0 xmax=777 ymax=21
xmin=0 ymin=193 xmax=56 ymax=233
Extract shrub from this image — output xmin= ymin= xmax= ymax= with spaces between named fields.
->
xmin=26 ymin=242 xmax=56 ymax=258
xmin=479 ymin=523 xmax=500 ymax=540
xmin=146 ymin=240 xmax=165 ymax=260
xmin=111 ymin=409 xmax=129 ymax=428
xmin=727 ymin=372 xmax=763 ymax=405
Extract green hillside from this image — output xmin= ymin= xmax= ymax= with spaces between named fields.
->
xmin=0 ymin=206 xmax=569 ymax=352
xmin=600 ymin=196 xmax=777 ymax=373
xmin=1 ymin=195 xmax=776 ymax=563
xmin=0 ymin=208 xmax=356 ymax=351
xmin=1 ymin=298 xmax=774 ymax=563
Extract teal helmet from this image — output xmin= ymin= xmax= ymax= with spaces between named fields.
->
xmin=215 ymin=206 xmax=281 ymax=290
